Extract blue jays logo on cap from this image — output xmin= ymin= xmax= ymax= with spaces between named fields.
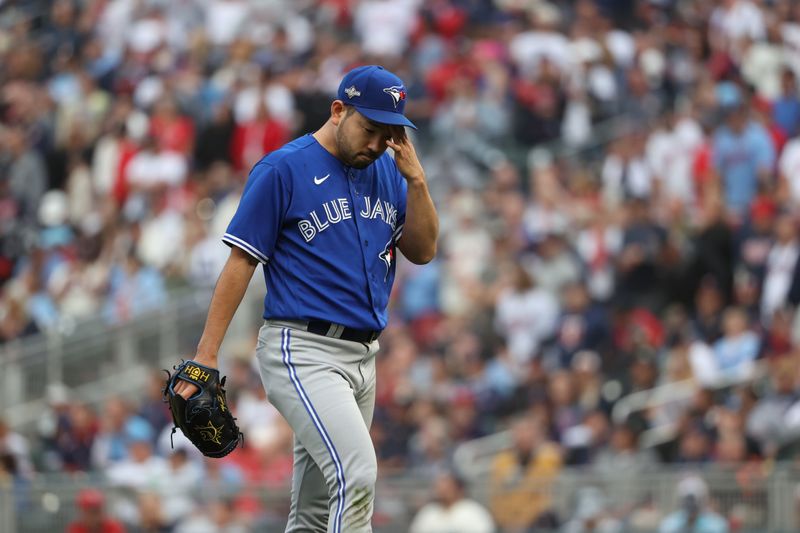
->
xmin=383 ymin=86 xmax=406 ymax=108
xmin=336 ymin=65 xmax=417 ymax=129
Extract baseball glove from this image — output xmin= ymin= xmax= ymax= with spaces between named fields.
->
xmin=163 ymin=360 xmax=242 ymax=458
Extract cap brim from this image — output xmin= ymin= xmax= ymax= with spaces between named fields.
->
xmin=355 ymin=106 xmax=417 ymax=130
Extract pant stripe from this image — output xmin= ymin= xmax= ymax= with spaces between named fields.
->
xmin=281 ymin=328 xmax=346 ymax=533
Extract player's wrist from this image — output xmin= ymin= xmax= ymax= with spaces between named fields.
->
xmin=193 ymin=350 xmax=219 ymax=366
xmin=404 ymin=172 xmax=427 ymax=185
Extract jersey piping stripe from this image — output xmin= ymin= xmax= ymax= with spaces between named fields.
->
xmin=281 ymin=328 xmax=346 ymax=532
xmin=392 ymin=223 xmax=403 ymax=241
xmin=222 ymin=233 xmax=269 ymax=264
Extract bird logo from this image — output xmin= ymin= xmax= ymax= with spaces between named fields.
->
xmin=383 ymin=86 xmax=406 ymax=108
xmin=379 ymin=239 xmax=394 ymax=280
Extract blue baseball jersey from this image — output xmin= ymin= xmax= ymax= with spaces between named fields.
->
xmin=223 ymin=134 xmax=407 ymax=331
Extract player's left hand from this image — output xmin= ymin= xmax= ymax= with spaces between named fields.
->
xmin=387 ymin=127 xmax=425 ymax=183
xmin=163 ymin=359 xmax=243 ymax=458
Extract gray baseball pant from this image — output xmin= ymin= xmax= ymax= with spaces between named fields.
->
xmin=256 ymin=320 xmax=379 ymax=533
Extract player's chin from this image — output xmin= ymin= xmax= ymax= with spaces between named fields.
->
xmin=351 ymin=155 xmax=377 ymax=169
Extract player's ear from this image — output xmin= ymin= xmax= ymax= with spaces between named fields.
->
xmin=331 ymin=101 xmax=347 ymax=126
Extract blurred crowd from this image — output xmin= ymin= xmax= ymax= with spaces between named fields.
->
xmin=3 ymin=0 xmax=800 ymax=531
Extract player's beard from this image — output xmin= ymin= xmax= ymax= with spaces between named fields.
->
xmin=335 ymin=114 xmax=378 ymax=169
xmin=350 ymin=154 xmax=376 ymax=169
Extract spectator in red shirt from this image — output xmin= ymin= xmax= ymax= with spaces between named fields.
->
xmin=148 ymin=97 xmax=195 ymax=155
xmin=230 ymin=100 xmax=289 ymax=174
xmin=66 ymin=488 xmax=126 ymax=533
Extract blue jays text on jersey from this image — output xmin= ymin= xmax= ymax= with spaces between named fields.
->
xmin=298 ymin=195 xmax=399 ymax=243
xmin=222 ymin=134 xmax=408 ymax=331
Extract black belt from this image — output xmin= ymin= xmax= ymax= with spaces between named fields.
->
xmin=306 ymin=320 xmax=381 ymax=343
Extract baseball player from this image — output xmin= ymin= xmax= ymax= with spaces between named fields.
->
xmin=174 ymin=65 xmax=438 ymax=532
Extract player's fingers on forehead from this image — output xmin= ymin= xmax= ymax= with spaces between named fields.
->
xmin=389 ymin=125 xmax=406 ymax=141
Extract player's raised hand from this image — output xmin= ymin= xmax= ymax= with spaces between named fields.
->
xmin=387 ymin=126 xmax=425 ymax=182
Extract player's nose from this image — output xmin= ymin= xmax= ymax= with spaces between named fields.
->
xmin=367 ymin=133 xmax=388 ymax=154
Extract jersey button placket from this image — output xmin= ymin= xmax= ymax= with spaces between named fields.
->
xmin=351 ymin=169 xmax=361 ymax=197
xmin=347 ymin=170 xmax=379 ymax=315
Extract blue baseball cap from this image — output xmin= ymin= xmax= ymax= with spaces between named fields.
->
xmin=337 ymin=65 xmax=417 ymax=129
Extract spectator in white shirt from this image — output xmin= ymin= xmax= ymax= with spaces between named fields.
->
xmin=409 ymin=470 xmax=495 ymax=533
xmin=646 ymin=111 xmax=705 ymax=207
xmin=508 ymin=3 xmax=571 ymax=80
xmin=761 ymin=213 xmax=800 ymax=323
xmin=0 ymin=417 xmax=33 ymax=480
xmin=575 ymin=211 xmax=623 ymax=302
xmin=205 ymin=0 xmax=250 ymax=47
xmin=710 ymin=0 xmax=766 ymax=53
xmin=159 ymin=449 xmax=204 ymax=524
xmin=354 ymin=0 xmax=420 ymax=58
xmin=174 ymin=499 xmax=250 ymax=533
xmin=125 ymin=136 xmax=188 ymax=192
xmin=106 ymin=430 xmax=169 ymax=525
xmin=602 ymin=134 xmax=653 ymax=207
xmin=778 ymin=136 xmax=800 ymax=206
xmin=495 ymin=263 xmax=559 ymax=365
